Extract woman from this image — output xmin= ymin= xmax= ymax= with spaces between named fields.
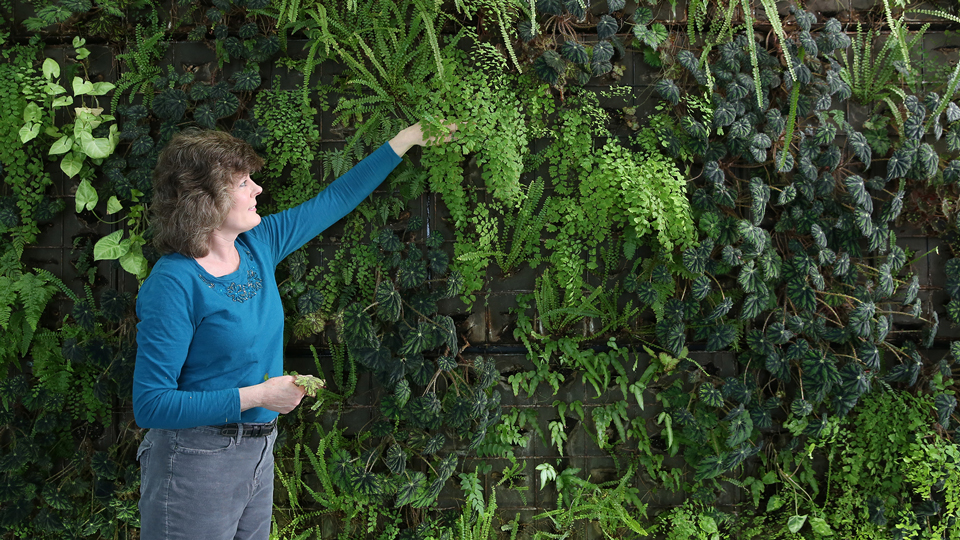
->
xmin=133 ymin=123 xmax=449 ymax=540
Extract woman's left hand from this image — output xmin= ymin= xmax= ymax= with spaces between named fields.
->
xmin=388 ymin=121 xmax=457 ymax=157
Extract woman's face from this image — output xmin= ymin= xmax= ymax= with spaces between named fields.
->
xmin=219 ymin=172 xmax=262 ymax=236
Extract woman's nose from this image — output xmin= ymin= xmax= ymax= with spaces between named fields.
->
xmin=252 ymin=181 xmax=263 ymax=196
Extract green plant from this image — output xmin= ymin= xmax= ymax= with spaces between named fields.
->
xmin=531 ymin=467 xmax=648 ymax=539
xmin=840 ymin=23 xmax=924 ymax=107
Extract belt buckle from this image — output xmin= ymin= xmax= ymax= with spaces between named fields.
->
xmin=250 ymin=424 xmax=263 ymax=437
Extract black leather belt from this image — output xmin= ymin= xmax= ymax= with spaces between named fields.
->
xmin=216 ymin=419 xmax=276 ymax=437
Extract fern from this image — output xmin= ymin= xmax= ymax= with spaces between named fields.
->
xmin=779 ymin=82 xmax=801 ymax=170
xmin=742 ymin=0 xmax=763 ymax=108
xmin=110 ymin=23 xmax=166 ymax=113
xmin=758 ymin=0 xmax=795 ymax=81
xmin=495 ymin=177 xmax=547 ymax=274
xmin=13 ymin=272 xmax=56 ymax=332
xmin=0 ymin=276 xmax=14 ymax=330
xmin=841 ymin=23 xmax=926 ymax=106
xmin=32 ymin=267 xmax=80 ymax=303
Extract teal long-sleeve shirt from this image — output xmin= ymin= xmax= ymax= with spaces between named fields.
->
xmin=133 ymin=142 xmax=402 ymax=429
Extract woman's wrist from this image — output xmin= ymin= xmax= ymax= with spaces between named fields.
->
xmin=238 ymin=385 xmax=262 ymax=412
xmin=388 ymin=125 xmax=422 ymax=157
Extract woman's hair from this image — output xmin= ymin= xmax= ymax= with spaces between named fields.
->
xmin=150 ymin=129 xmax=263 ymax=258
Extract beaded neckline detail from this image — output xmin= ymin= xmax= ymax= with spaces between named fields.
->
xmin=198 ymin=249 xmax=263 ymax=303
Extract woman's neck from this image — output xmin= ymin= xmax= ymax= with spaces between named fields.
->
xmin=195 ymin=233 xmax=240 ymax=277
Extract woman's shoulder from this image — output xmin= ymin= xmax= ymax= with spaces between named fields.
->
xmin=140 ymin=253 xmax=196 ymax=294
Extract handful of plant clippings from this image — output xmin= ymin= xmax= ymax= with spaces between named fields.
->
xmin=290 ymin=372 xmax=326 ymax=397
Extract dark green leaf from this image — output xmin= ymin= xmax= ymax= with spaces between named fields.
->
xmin=791 ymin=398 xmax=813 ymax=417
xmin=654 ymin=79 xmax=680 ymax=105
xmin=786 ymin=278 xmax=816 ymax=312
xmin=376 ymin=281 xmax=401 ymax=322
xmin=699 ymin=385 xmax=723 ymax=407
xmin=342 ymin=303 xmax=373 ymax=343
xmin=692 ymin=275 xmax=712 ymax=301
xmin=887 ymin=140 xmax=918 ymax=181
xmin=916 ymin=143 xmax=939 ymax=180
xmin=386 ymin=444 xmax=407 ymax=474
xmin=231 ymin=69 xmax=261 ymax=92
xmin=848 ymin=131 xmax=872 ymax=168
xmin=706 ymin=324 xmax=736 ymax=351
xmin=152 ymin=88 xmax=189 ymax=121
xmin=694 ymin=454 xmax=726 ymax=481
xmin=297 ymin=289 xmax=323 ymax=314
xmin=560 ymin=40 xmax=589 ymax=64
xmin=935 ymin=394 xmax=956 ymax=426
xmin=859 ymin=342 xmax=880 ymax=371
xmin=741 ymin=293 xmax=766 ymax=320
xmin=725 ymin=405 xmax=754 ymax=447
xmin=398 ymin=258 xmax=427 ymax=289
xmin=596 ymin=15 xmax=618 ymax=40
xmin=396 ymin=472 xmax=426 ymax=506
xmin=533 ymin=52 xmax=563 ymax=85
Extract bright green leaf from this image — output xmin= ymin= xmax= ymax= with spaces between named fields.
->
xmin=49 ymin=135 xmax=73 ymax=155
xmin=119 ymin=243 xmax=147 ymax=277
xmin=20 ymin=122 xmax=40 ymax=143
xmin=62 ymin=151 xmax=84 ymax=178
xmin=787 ymin=514 xmax=808 ymax=534
xmin=75 ymin=178 xmax=98 ymax=212
xmin=52 ymin=95 xmax=73 ymax=108
xmin=79 ymin=131 xmax=116 ymax=159
xmin=89 ymin=82 xmax=116 ymax=96
xmin=106 ymin=196 xmax=123 ymax=215
xmin=72 ymin=76 xmax=94 ymax=96
xmin=809 ymin=516 xmax=833 ymax=536
xmin=42 ymin=58 xmax=60 ymax=80
xmin=93 ymin=230 xmax=129 ymax=261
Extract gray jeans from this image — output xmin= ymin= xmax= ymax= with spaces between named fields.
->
xmin=137 ymin=423 xmax=277 ymax=540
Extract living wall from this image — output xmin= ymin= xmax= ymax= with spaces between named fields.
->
xmin=2 ymin=0 xmax=960 ymax=537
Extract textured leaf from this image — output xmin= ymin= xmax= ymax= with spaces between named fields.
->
xmin=704 ymin=297 xmax=733 ymax=322
xmin=791 ymin=398 xmax=813 ymax=417
xmin=596 ymin=15 xmax=618 ymax=40
xmin=844 ymin=175 xmax=870 ymax=211
xmin=725 ymin=406 xmax=754 ymax=447
xmin=848 ymin=131 xmax=872 ymax=168
xmin=786 ymin=278 xmax=816 ymax=312
xmin=859 ymin=342 xmax=880 ymax=372
xmin=749 ymin=177 xmax=769 ymax=225
xmin=152 ymin=88 xmax=189 ymax=121
xmin=386 ymin=444 xmax=407 ymax=475
xmin=691 ymin=275 xmax=712 ymax=301
xmin=683 ymin=245 xmax=708 ymax=274
xmin=777 ymin=184 xmax=797 ymax=205
xmin=533 ymin=51 xmax=563 ymax=84
xmin=713 ymin=100 xmax=736 ymax=128
xmin=694 ymin=454 xmax=726 ymax=482
xmin=560 ymin=40 xmax=588 ymax=64
xmin=592 ymin=41 xmax=614 ymax=63
xmin=706 ymin=324 xmax=736 ymax=351
xmin=738 ymin=261 xmax=762 ymax=293
xmin=935 ymin=394 xmax=956 ymax=426
xmin=886 ymin=140 xmax=918 ymax=181
xmin=231 ymin=69 xmax=261 ymax=92
xmin=916 ymin=143 xmax=939 ymax=180
xmin=741 ymin=294 xmax=766 ymax=320
xmin=654 ymin=79 xmax=680 ymax=105
xmin=788 ymin=515 xmax=808 ymax=534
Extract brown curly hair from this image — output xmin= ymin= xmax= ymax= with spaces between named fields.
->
xmin=150 ymin=129 xmax=263 ymax=258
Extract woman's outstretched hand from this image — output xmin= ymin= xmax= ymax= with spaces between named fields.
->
xmin=388 ymin=121 xmax=457 ymax=157
xmin=239 ymin=375 xmax=306 ymax=414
